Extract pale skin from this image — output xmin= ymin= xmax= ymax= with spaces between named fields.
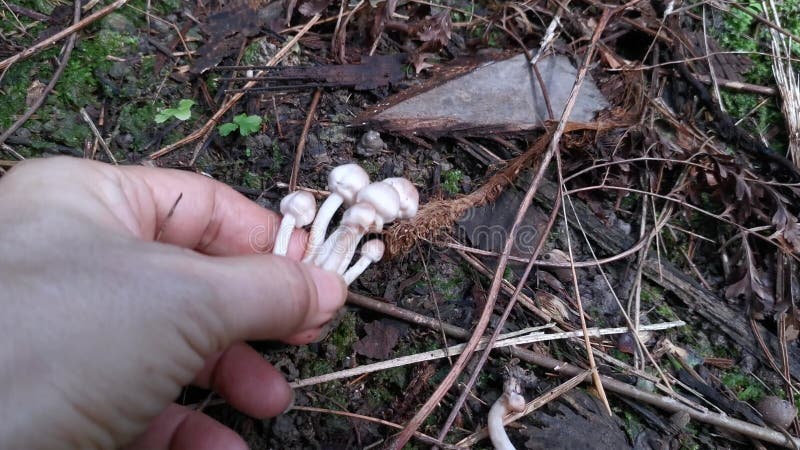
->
xmin=0 ymin=157 xmax=347 ymax=449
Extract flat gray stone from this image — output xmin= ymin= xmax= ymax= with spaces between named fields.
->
xmin=358 ymin=52 xmax=608 ymax=135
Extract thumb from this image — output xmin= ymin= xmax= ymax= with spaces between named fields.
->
xmin=192 ymin=253 xmax=347 ymax=343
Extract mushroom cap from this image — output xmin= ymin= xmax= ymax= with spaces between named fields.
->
xmin=280 ymin=190 xmax=317 ymax=226
xmin=328 ymin=163 xmax=370 ymax=205
xmin=506 ymin=393 xmax=526 ymax=413
xmin=382 ymin=177 xmax=419 ymax=219
xmin=341 ymin=202 xmax=377 ymax=233
xmin=356 ymin=182 xmax=401 ymax=229
xmin=361 ymin=239 xmax=385 ymax=262
xmin=757 ymin=396 xmax=797 ymax=428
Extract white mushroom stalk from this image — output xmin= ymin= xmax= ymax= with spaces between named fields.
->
xmin=343 ymin=239 xmax=385 ymax=285
xmin=302 ymin=164 xmax=370 ymax=263
xmin=317 ymin=202 xmax=377 ymax=273
xmin=488 ymin=384 xmax=526 ymax=450
xmin=318 ymin=181 xmax=400 ymax=274
xmin=273 ymin=190 xmax=316 ymax=256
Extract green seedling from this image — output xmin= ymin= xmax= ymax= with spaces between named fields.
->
xmin=154 ymin=99 xmax=195 ymax=123
xmin=219 ymin=114 xmax=263 ymax=137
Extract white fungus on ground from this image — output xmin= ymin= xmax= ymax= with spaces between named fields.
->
xmin=273 ymin=190 xmax=316 ymax=256
xmin=302 ymin=163 xmax=369 ymax=263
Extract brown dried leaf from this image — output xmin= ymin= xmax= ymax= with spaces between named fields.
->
xmin=297 ymin=0 xmax=329 ymax=16
xmin=409 ymin=52 xmax=436 ymax=74
xmin=416 ymin=11 xmax=451 ymax=48
xmin=354 ymin=320 xmax=401 ymax=359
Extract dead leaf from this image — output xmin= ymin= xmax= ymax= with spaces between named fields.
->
xmin=25 ymin=80 xmax=45 ymax=107
xmin=297 ymin=0 xmax=329 ymax=16
xmin=409 ymin=52 xmax=436 ymax=74
xmin=417 ymin=11 xmax=451 ymax=49
xmin=354 ymin=320 xmax=401 ymax=359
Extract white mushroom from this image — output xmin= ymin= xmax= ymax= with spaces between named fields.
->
xmin=488 ymin=391 xmax=526 ymax=450
xmin=273 ymin=190 xmax=316 ymax=256
xmin=382 ymin=177 xmax=419 ymax=219
xmin=317 ymin=202 xmax=377 ymax=273
xmin=321 ymin=181 xmax=400 ymax=273
xmin=302 ymin=164 xmax=370 ymax=263
xmin=343 ymin=239 xmax=385 ymax=285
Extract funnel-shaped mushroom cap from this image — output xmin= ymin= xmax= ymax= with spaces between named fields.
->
xmin=328 ymin=163 xmax=370 ymax=205
xmin=355 ymin=182 xmax=400 ymax=230
xmin=280 ymin=190 xmax=317 ymax=226
xmin=382 ymin=177 xmax=419 ymax=219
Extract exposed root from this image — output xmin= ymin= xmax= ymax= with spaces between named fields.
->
xmin=384 ymin=121 xmax=620 ymax=256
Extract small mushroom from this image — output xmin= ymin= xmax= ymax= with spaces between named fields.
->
xmin=316 ymin=181 xmax=400 ymax=273
xmin=757 ymin=395 xmax=797 ymax=429
xmin=381 ymin=177 xmax=419 ymax=219
xmin=488 ymin=391 xmax=526 ymax=450
xmin=343 ymin=239 xmax=385 ymax=285
xmin=316 ymin=202 xmax=377 ymax=273
xmin=302 ymin=164 xmax=370 ymax=263
xmin=273 ymin=190 xmax=316 ymax=256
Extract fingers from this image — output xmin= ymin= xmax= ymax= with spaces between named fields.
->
xmin=122 ymin=404 xmax=246 ymax=450
xmin=194 ymin=343 xmax=294 ymax=418
xmin=194 ymin=253 xmax=347 ymax=342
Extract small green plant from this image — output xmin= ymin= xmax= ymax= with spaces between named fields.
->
xmin=442 ymin=169 xmax=463 ymax=194
xmin=218 ymin=113 xmax=263 ymax=137
xmin=155 ymin=99 xmax=195 ymax=123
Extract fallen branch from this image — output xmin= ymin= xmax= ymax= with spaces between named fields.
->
xmin=289 ymin=321 xmax=684 ymax=388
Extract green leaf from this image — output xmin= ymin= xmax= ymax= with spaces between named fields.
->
xmin=154 ymin=110 xmax=172 ymax=123
xmin=173 ymin=99 xmax=195 ymax=121
xmin=233 ymin=114 xmax=262 ymax=136
xmin=218 ymin=122 xmax=238 ymax=137
xmin=154 ymin=99 xmax=195 ymax=123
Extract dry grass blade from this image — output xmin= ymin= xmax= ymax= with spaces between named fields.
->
xmin=763 ymin=0 xmax=800 ymax=166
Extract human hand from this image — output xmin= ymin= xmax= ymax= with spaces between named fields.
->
xmin=0 ymin=157 xmax=347 ymax=449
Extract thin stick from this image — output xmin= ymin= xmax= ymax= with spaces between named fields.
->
xmin=79 ymin=108 xmax=117 ymax=165
xmin=0 ymin=1 xmax=80 ymax=146
xmin=289 ymin=88 xmax=321 ymax=191
xmin=0 ymin=0 xmax=128 ymax=71
xmin=149 ymin=14 xmax=322 ymax=159
xmin=290 ymin=406 xmax=458 ymax=449
xmin=289 ymin=322 xmax=684 ymax=388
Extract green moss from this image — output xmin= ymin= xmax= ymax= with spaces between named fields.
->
xmin=118 ymin=102 xmax=159 ymax=149
xmin=721 ymin=369 xmax=765 ymax=402
xmin=329 ymin=312 xmax=359 ymax=359
xmin=57 ymin=29 xmax=139 ymax=107
xmin=242 ymin=171 xmax=263 ymax=189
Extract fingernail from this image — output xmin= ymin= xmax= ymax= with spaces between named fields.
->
xmin=309 ymin=266 xmax=347 ymax=315
xmin=282 ymin=389 xmax=295 ymax=415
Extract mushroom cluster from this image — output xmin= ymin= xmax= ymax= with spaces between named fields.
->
xmin=274 ymin=163 xmax=419 ymax=285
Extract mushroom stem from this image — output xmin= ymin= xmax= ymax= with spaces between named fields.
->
xmin=343 ymin=240 xmax=385 ymax=284
xmin=314 ymin=202 xmax=377 ymax=272
xmin=302 ymin=193 xmax=342 ymax=263
xmin=273 ymin=215 xmax=296 ymax=256
xmin=488 ymin=392 xmax=526 ymax=450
